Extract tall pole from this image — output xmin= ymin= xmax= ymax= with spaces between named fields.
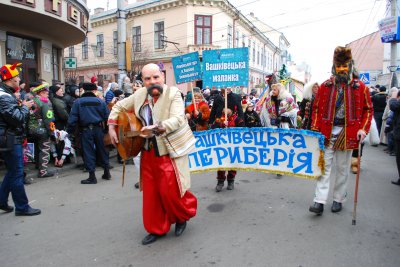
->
xmin=390 ymin=0 xmax=397 ymax=71
xmin=117 ymin=0 xmax=127 ymax=87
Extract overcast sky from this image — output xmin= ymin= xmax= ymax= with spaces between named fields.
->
xmin=86 ymin=0 xmax=388 ymax=83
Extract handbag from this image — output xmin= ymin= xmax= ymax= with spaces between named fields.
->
xmin=157 ymin=86 xmax=196 ymax=158
xmin=162 ymin=120 xmax=196 ymax=158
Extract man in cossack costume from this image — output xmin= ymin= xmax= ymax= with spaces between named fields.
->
xmin=108 ymin=63 xmax=197 ymax=245
xmin=309 ymin=46 xmax=373 ymax=215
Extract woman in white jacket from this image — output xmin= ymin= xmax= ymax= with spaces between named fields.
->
xmin=260 ymin=83 xmax=298 ymax=129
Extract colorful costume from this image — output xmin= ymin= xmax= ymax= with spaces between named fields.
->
xmin=309 ymin=46 xmax=373 ymax=214
xmin=108 ymin=84 xmax=197 ymax=236
xmin=185 ymin=101 xmax=210 ymax=131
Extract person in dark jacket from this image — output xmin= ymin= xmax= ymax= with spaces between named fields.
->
xmin=67 ymin=82 xmax=111 ymax=184
xmin=244 ymin=102 xmax=261 ymax=127
xmin=372 ymin=86 xmax=387 ymax=135
xmin=389 ymin=90 xmax=400 ymax=186
xmin=50 ymin=85 xmax=69 ymax=130
xmin=209 ymin=87 xmax=243 ymax=191
xmin=0 ymin=63 xmax=41 ymax=216
xmin=63 ymin=83 xmax=78 ymax=113
xmin=209 ymin=87 xmax=243 ymax=125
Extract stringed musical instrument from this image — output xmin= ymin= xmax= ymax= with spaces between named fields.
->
xmin=115 ymin=111 xmax=144 ymax=187
xmin=116 ymin=111 xmax=144 ymax=160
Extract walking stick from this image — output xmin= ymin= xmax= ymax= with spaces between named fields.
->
xmin=352 ymin=140 xmax=362 ymax=225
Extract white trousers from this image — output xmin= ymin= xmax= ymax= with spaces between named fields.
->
xmin=313 ymin=144 xmax=352 ymax=205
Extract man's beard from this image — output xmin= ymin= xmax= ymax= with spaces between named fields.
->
xmin=147 ymin=84 xmax=163 ymax=97
xmin=335 ymin=72 xmax=350 ymax=84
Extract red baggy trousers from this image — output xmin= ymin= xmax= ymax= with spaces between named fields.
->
xmin=141 ymin=149 xmax=197 ymax=235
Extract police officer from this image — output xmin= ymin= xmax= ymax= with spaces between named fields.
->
xmin=67 ymin=82 xmax=111 ymax=184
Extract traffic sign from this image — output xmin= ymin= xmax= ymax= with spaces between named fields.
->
xmin=64 ymin=57 xmax=77 ymax=69
xmin=359 ymin=72 xmax=370 ymax=85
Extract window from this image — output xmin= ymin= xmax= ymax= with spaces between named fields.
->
xmin=257 ymin=45 xmax=260 ymax=65
xmin=97 ymin=34 xmax=104 ymax=57
xmin=242 ymin=34 xmax=246 ymax=47
xmin=113 ymin=30 xmax=118 ymax=55
xmin=52 ymin=47 xmax=60 ymax=81
xmin=68 ymin=46 xmax=74 ymax=57
xmin=82 ymin=37 xmax=88 ymax=59
xmin=235 ymin=31 xmax=239 ymax=48
xmin=252 ymin=42 xmax=255 ymax=63
xmin=154 ymin=21 xmax=164 ymax=49
xmin=132 ymin=26 xmax=141 ymax=52
xmin=227 ymin=25 xmax=232 ymax=48
xmin=195 ymin=15 xmax=212 ymax=45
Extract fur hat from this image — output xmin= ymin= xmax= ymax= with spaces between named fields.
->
xmin=83 ymin=82 xmax=97 ymax=91
xmin=333 ymin=46 xmax=352 ymax=66
xmin=1 ymin=63 xmax=21 ymax=81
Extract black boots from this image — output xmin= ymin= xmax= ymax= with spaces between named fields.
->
xmin=215 ymin=180 xmax=224 ymax=192
xmin=175 ymin=221 xmax=187 ymax=236
xmin=141 ymin=234 xmax=165 ymax=245
xmin=331 ymin=201 xmax=342 ymax=213
xmin=391 ymin=179 xmax=400 ymax=186
xmin=81 ymin=172 xmax=97 ymax=184
xmin=102 ymin=167 xmax=111 ymax=180
xmin=309 ymin=202 xmax=324 ymax=215
xmin=227 ymin=180 xmax=234 ymax=190
xmin=15 ymin=206 xmax=41 ymax=216
xmin=0 ymin=203 xmax=14 ymax=213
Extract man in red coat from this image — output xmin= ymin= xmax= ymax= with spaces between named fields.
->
xmin=309 ymin=46 xmax=373 ymax=215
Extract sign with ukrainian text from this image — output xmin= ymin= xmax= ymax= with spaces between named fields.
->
xmin=172 ymin=52 xmax=201 ymax=84
xmin=189 ymin=128 xmax=325 ymax=179
xmin=202 ymin=47 xmax=249 ymax=88
xmin=379 ymin=16 xmax=400 ymax=43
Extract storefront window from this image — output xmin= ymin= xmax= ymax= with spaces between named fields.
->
xmin=6 ymin=35 xmax=36 ymax=61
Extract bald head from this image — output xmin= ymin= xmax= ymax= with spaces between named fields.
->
xmin=142 ymin=63 xmax=165 ymax=97
xmin=142 ymin=63 xmax=164 ymax=88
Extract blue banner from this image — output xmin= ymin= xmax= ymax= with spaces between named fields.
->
xmin=189 ymin=127 xmax=325 ymax=179
xmin=171 ymin=52 xmax=202 ymax=84
xmin=202 ymin=47 xmax=249 ymax=88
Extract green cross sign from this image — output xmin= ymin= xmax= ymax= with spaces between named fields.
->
xmin=64 ymin=57 xmax=77 ymax=69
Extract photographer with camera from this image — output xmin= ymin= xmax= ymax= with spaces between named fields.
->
xmin=0 ymin=63 xmax=41 ymax=216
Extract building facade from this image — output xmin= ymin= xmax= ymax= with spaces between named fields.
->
xmin=68 ymin=0 xmax=287 ymax=93
xmin=0 ymin=0 xmax=89 ymax=86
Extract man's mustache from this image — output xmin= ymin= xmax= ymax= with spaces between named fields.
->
xmin=147 ymin=84 xmax=163 ymax=96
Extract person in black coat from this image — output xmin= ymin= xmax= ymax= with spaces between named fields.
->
xmin=244 ymin=102 xmax=261 ymax=127
xmin=209 ymin=87 xmax=243 ymax=124
xmin=372 ymin=86 xmax=388 ymax=135
xmin=209 ymin=87 xmax=243 ymax=192
xmin=389 ymin=90 xmax=400 ymax=185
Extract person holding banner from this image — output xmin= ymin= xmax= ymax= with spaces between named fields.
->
xmin=309 ymin=46 xmax=373 ymax=215
xmin=107 ymin=63 xmax=197 ymax=245
xmin=185 ymin=90 xmax=210 ymax=131
xmin=209 ymin=87 xmax=243 ymax=191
